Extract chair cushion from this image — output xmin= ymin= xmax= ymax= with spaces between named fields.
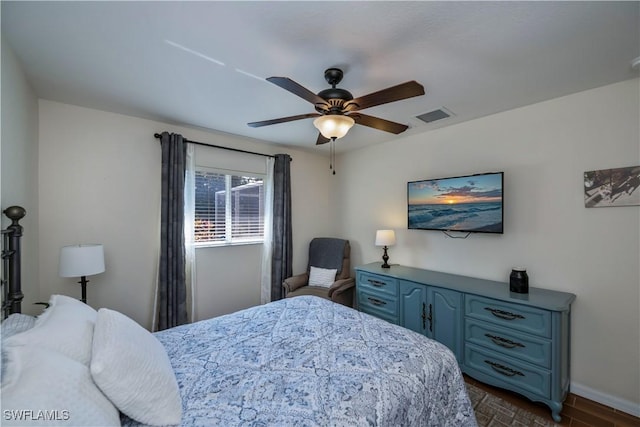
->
xmin=308 ymin=266 xmax=337 ymax=288
xmin=308 ymin=238 xmax=346 ymax=274
xmin=287 ymin=286 xmax=332 ymax=300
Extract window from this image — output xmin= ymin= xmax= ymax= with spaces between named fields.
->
xmin=194 ymin=169 xmax=264 ymax=245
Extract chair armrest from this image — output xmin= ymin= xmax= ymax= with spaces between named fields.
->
xmin=283 ymin=273 xmax=309 ymax=294
xmin=328 ymin=277 xmax=355 ymax=298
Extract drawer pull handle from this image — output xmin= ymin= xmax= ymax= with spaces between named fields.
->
xmin=367 ymin=279 xmax=386 ymax=287
xmin=367 ymin=297 xmax=387 ymax=306
xmin=484 ymin=360 xmax=525 ymax=377
xmin=485 ymin=334 xmax=525 ymax=349
xmin=484 ymin=307 xmax=525 ymax=320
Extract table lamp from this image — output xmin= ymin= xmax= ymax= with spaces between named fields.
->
xmin=59 ymin=244 xmax=105 ymax=304
xmin=375 ymin=230 xmax=396 ymax=268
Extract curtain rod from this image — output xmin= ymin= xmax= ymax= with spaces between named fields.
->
xmin=154 ymin=133 xmax=277 ymax=159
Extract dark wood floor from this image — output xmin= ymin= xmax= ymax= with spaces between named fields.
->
xmin=464 ymin=375 xmax=640 ymax=427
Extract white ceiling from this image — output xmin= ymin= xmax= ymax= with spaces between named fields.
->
xmin=2 ymin=1 xmax=639 ymax=153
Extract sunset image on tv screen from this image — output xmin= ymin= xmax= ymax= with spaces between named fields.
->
xmin=408 ymin=172 xmax=503 ymax=233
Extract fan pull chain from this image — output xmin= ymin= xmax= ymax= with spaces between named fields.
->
xmin=330 ymin=137 xmax=336 ymax=175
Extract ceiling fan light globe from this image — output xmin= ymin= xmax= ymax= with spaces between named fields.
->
xmin=313 ymin=115 xmax=355 ymax=139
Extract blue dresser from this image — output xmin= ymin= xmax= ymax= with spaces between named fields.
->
xmin=355 ymin=263 xmax=576 ymax=422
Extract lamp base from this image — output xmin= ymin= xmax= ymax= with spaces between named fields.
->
xmin=78 ymin=276 xmax=89 ymax=304
xmin=381 ymin=246 xmax=391 ymax=268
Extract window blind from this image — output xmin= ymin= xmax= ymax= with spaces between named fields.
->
xmin=194 ymin=170 xmax=264 ymax=244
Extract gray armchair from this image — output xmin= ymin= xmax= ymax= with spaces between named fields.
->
xmin=282 ymin=238 xmax=355 ymax=307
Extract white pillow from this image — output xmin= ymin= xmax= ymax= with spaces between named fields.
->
xmin=4 ymin=295 xmax=96 ymax=366
xmin=90 ymin=308 xmax=182 ymax=426
xmin=1 ymin=345 xmax=120 ymax=426
xmin=1 ymin=314 xmax=37 ymax=380
xmin=308 ymin=266 xmax=338 ymax=288
xmin=1 ymin=314 xmax=36 ymax=339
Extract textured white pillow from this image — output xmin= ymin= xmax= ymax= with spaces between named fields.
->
xmin=4 ymin=295 xmax=97 ymax=366
xmin=308 ymin=266 xmax=338 ymax=288
xmin=1 ymin=345 xmax=120 ymax=426
xmin=1 ymin=314 xmax=37 ymax=379
xmin=1 ymin=313 xmax=36 ymax=339
xmin=91 ymin=308 xmax=182 ymax=426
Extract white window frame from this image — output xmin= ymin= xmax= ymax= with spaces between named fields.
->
xmin=194 ymin=167 xmax=265 ymax=248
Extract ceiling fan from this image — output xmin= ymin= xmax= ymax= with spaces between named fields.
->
xmin=248 ymin=68 xmax=425 ymax=145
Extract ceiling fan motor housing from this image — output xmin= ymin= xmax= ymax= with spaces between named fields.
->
xmin=315 ymin=88 xmax=353 ymax=114
xmin=316 ymin=68 xmax=353 ymax=114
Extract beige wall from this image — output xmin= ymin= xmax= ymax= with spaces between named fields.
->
xmin=333 ymin=78 xmax=640 ymax=412
xmin=1 ymin=37 xmax=40 ymax=312
xmin=37 ymin=100 xmax=332 ymax=328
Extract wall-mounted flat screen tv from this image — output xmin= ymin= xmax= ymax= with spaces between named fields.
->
xmin=408 ymin=172 xmax=503 ymax=234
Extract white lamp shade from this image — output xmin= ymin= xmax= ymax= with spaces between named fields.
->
xmin=375 ymin=230 xmax=396 ymax=247
xmin=313 ymin=115 xmax=355 ymax=139
xmin=59 ymin=244 xmax=105 ymax=278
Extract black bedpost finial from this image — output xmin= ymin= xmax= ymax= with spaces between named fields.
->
xmin=3 ymin=206 xmax=26 ymax=226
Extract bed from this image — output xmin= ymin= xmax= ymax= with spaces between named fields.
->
xmin=1 ymin=207 xmax=476 ymax=426
xmin=125 ymin=296 xmax=475 ymax=426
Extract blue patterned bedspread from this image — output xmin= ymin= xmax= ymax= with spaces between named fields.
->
xmin=124 ymin=296 xmax=477 ymax=426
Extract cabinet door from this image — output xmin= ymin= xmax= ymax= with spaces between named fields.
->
xmin=399 ymin=280 xmax=427 ymax=334
xmin=427 ymin=287 xmax=463 ymax=362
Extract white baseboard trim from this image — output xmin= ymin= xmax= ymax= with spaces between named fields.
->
xmin=571 ymin=381 xmax=640 ymax=417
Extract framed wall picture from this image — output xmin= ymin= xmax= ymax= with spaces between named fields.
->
xmin=584 ymin=165 xmax=640 ymax=207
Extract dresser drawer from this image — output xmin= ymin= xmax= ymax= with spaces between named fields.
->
xmin=359 ymin=305 xmax=398 ymax=324
xmin=358 ymin=289 xmax=398 ymax=320
xmin=465 ymin=344 xmax=550 ymax=399
xmin=465 ymin=295 xmax=551 ymax=338
xmin=465 ymin=319 xmax=551 ymax=369
xmin=357 ymin=272 xmax=398 ymax=297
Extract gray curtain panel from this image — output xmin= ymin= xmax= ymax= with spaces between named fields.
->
xmin=158 ymin=132 xmax=188 ymax=330
xmin=271 ymin=154 xmax=292 ymax=301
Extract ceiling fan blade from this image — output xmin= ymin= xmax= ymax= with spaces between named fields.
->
xmin=248 ymin=113 xmax=320 ymax=128
xmin=343 ymin=81 xmax=425 ymax=112
xmin=351 ymin=113 xmax=409 ymax=134
xmin=316 ymin=133 xmax=330 ymax=145
xmin=267 ymin=77 xmax=330 ymax=110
